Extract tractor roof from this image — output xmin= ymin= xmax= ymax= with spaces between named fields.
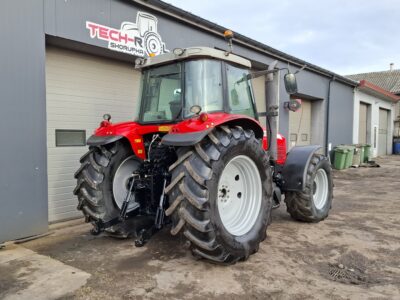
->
xmin=137 ymin=47 xmax=251 ymax=69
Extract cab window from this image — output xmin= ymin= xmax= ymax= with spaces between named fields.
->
xmin=184 ymin=60 xmax=223 ymax=117
xmin=140 ymin=63 xmax=182 ymax=122
xmin=226 ymin=64 xmax=256 ymax=118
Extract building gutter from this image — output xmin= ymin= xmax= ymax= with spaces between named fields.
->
xmin=133 ymin=0 xmax=358 ymax=87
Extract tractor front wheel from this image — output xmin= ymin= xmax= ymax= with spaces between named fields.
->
xmin=284 ymin=154 xmax=333 ymax=222
xmin=165 ymin=126 xmax=273 ymax=264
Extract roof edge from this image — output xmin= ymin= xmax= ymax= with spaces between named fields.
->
xmin=358 ymin=80 xmax=400 ymax=102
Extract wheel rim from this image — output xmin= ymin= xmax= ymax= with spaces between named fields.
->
xmin=113 ymin=156 xmax=141 ymax=212
xmin=217 ymin=155 xmax=262 ymax=236
xmin=313 ymin=168 xmax=329 ymax=210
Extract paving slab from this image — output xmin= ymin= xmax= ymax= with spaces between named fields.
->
xmin=0 ymin=245 xmax=90 ymax=300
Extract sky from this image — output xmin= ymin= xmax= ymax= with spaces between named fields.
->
xmin=165 ymin=0 xmax=399 ymax=75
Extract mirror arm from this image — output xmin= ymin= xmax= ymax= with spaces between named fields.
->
xmin=244 ymin=66 xmax=292 ymax=82
xmin=238 ymin=64 xmax=306 ymax=84
xmin=250 ymin=68 xmax=278 ymax=79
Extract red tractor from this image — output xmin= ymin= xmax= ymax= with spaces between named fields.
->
xmin=74 ymin=41 xmax=333 ymax=264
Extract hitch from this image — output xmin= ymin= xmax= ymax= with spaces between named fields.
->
xmin=90 ymin=217 xmax=122 ymax=235
xmin=90 ymin=171 xmax=170 ymax=247
xmin=119 ymin=174 xmax=140 ymax=221
xmin=134 ymin=227 xmax=158 ymax=247
xmin=154 ymin=176 xmax=168 ymax=229
xmin=89 ymin=173 xmax=140 ymax=236
xmin=135 ymin=174 xmax=170 ymax=246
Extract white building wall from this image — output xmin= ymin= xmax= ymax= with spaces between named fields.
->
xmin=353 ymin=89 xmax=395 ymax=157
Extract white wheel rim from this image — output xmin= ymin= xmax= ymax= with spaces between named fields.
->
xmin=217 ymin=155 xmax=262 ymax=236
xmin=113 ymin=156 xmax=140 ymax=212
xmin=313 ymin=168 xmax=329 ymax=210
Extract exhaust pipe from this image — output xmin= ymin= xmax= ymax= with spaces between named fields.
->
xmin=265 ymin=60 xmax=279 ymax=162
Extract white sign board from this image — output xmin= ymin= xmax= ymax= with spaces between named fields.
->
xmin=86 ymin=12 xmax=168 ymax=57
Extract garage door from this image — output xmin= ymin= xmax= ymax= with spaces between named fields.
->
xmin=358 ymin=103 xmax=368 ymax=144
xmin=289 ymin=99 xmax=312 ymax=149
xmin=378 ymin=108 xmax=389 ymax=156
xmin=46 ymin=46 xmax=141 ymax=222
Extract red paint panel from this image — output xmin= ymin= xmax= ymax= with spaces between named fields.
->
xmin=262 ymin=133 xmax=287 ymax=165
xmin=92 ymin=112 xmax=286 ymax=163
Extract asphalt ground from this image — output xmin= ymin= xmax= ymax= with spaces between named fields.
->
xmin=1 ymin=155 xmax=399 ymax=299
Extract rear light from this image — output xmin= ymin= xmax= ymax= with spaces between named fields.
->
xmin=262 ymin=133 xmax=287 ymax=165
xmin=276 ymin=134 xmax=287 ymax=165
xmin=262 ymin=136 xmax=268 ymax=150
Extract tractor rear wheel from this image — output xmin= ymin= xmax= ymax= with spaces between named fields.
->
xmin=74 ymin=140 xmax=140 ymax=237
xmin=284 ymin=154 xmax=333 ymax=222
xmin=165 ymin=126 xmax=273 ymax=264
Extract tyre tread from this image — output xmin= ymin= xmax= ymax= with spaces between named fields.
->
xmin=167 ymin=126 xmax=272 ymax=264
xmin=284 ymin=154 xmax=332 ymax=222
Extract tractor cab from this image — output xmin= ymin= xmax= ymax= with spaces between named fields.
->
xmin=134 ymin=47 xmax=257 ymax=124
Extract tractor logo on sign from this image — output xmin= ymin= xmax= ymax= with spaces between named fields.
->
xmin=86 ymin=12 xmax=168 ymax=57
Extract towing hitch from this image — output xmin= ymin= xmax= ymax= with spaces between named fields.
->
xmin=90 ymin=172 xmax=170 ymax=248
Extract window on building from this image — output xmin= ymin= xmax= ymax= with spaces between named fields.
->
xmin=55 ymin=130 xmax=86 ymax=147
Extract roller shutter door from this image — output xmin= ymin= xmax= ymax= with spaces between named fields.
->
xmin=289 ymin=99 xmax=312 ymax=149
xmin=358 ymin=103 xmax=368 ymax=144
xmin=378 ymin=108 xmax=389 ymax=156
xmin=46 ymin=46 xmax=140 ymax=222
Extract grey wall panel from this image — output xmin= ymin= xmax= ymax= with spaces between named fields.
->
xmin=55 ymin=0 xmax=111 ymax=45
xmin=110 ymin=0 xmax=140 ymax=28
xmin=0 ymin=0 xmax=47 ymax=242
xmin=44 ymin=0 xmax=56 ymax=36
xmin=328 ymin=81 xmax=354 ymax=147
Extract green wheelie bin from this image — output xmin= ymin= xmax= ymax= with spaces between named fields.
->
xmin=333 ymin=146 xmax=349 ymax=170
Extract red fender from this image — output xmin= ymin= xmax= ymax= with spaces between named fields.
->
xmin=91 ymin=121 xmax=173 ymax=160
xmin=167 ymin=112 xmax=264 ymax=138
xmin=90 ymin=113 xmax=286 ymax=164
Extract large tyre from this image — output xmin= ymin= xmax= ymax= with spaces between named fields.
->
xmin=165 ymin=126 xmax=273 ymax=264
xmin=74 ymin=140 xmax=140 ymax=236
xmin=284 ymin=154 xmax=333 ymax=222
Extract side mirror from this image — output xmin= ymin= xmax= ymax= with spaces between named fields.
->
xmin=284 ymin=73 xmax=298 ymax=94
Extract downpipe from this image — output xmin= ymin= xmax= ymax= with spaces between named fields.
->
xmin=325 ymin=76 xmax=336 ymax=159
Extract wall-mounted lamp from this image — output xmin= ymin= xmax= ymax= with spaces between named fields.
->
xmin=284 ymin=98 xmax=302 ymax=112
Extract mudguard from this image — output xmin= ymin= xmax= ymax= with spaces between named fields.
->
xmin=281 ymin=145 xmax=323 ymax=192
xmin=87 ymin=135 xmax=124 ymax=146
xmin=161 ymin=129 xmax=212 ymax=146
xmin=161 ymin=113 xmax=264 ymax=147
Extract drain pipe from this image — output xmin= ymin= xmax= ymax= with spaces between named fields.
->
xmin=325 ymin=76 xmax=336 ymax=158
